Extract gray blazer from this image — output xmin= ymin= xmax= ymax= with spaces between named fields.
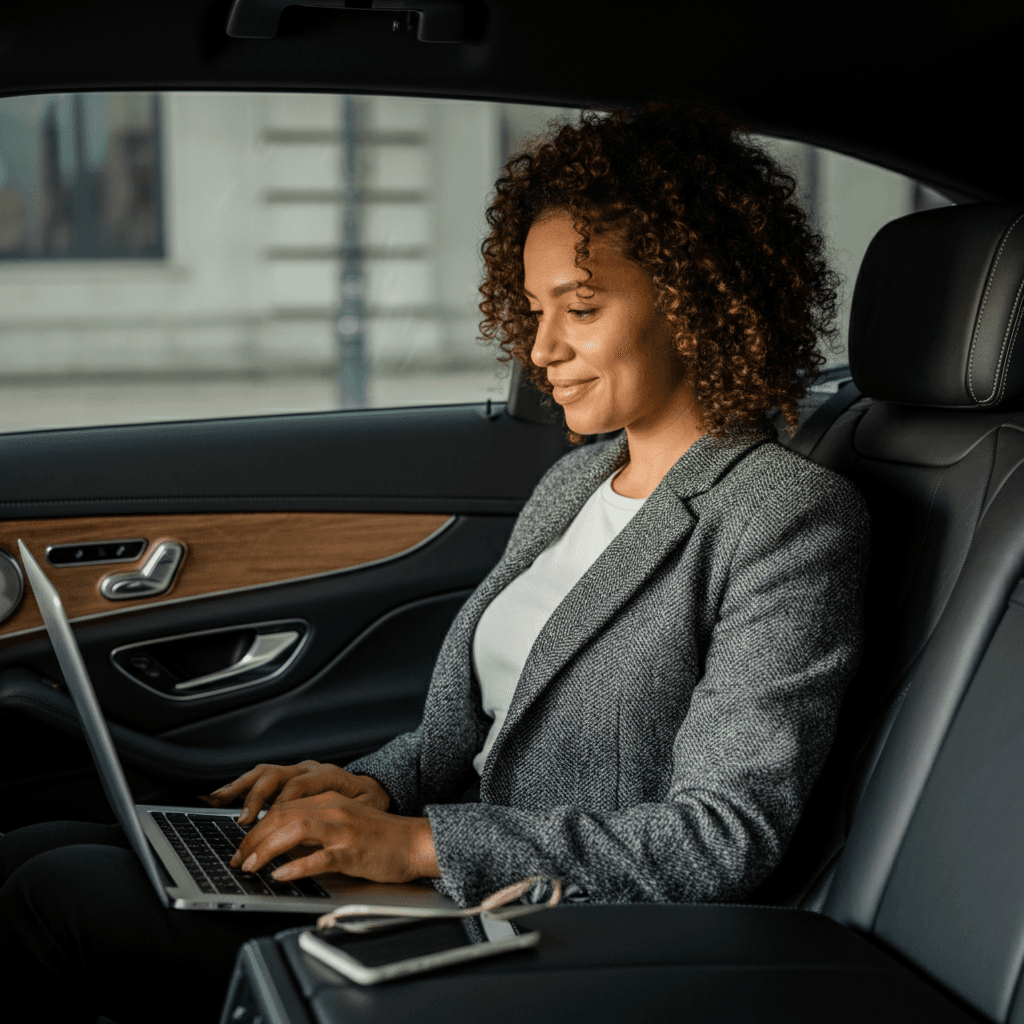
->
xmin=345 ymin=427 xmax=870 ymax=906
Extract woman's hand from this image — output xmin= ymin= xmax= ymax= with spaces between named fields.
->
xmin=228 ymin=791 xmax=439 ymax=883
xmin=201 ymin=760 xmax=390 ymax=825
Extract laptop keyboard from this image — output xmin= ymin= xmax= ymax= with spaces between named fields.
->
xmin=152 ymin=811 xmax=330 ymax=899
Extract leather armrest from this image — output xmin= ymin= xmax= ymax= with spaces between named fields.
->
xmin=276 ymin=905 xmax=975 ymax=1024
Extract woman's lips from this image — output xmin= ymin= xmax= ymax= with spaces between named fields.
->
xmin=551 ymin=378 xmax=597 ymax=403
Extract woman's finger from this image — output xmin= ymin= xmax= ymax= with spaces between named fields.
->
xmin=277 ymin=767 xmax=343 ymax=804
xmin=209 ymin=760 xmax=325 ymax=810
xmin=270 ymin=846 xmax=337 ymax=882
xmin=230 ymin=809 xmax=275 ymax=866
xmin=204 ymin=764 xmax=267 ymax=805
xmin=237 ymin=769 xmax=294 ymax=825
xmin=276 ymin=773 xmax=317 ymax=804
xmin=236 ymin=815 xmax=312 ymax=874
xmin=231 ymin=798 xmax=307 ymax=864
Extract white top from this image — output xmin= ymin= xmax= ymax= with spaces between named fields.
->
xmin=471 ymin=468 xmax=646 ymax=775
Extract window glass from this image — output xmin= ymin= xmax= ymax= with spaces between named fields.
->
xmin=0 ymin=94 xmax=951 ymax=433
xmin=0 ymin=93 xmax=575 ymax=432
xmin=0 ymin=93 xmax=164 ymax=260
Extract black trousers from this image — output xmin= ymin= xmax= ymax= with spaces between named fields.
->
xmin=0 ymin=822 xmax=313 ymax=1024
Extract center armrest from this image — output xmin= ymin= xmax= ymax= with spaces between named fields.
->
xmin=276 ymin=904 xmax=976 ymax=1024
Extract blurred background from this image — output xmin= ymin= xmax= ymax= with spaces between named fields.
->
xmin=0 ymin=92 xmax=949 ymax=432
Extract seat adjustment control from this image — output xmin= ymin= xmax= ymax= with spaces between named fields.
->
xmin=99 ymin=541 xmax=185 ymax=601
xmin=47 ymin=539 xmax=146 ymax=566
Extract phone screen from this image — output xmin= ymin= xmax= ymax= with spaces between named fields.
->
xmin=320 ymin=919 xmax=477 ymax=968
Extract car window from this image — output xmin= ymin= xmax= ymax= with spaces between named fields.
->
xmin=0 ymin=92 xmax=577 ymax=433
xmin=0 ymin=94 xmax=950 ymax=432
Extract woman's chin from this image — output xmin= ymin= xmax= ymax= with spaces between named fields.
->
xmin=564 ymin=414 xmax=616 ymax=437
xmin=562 ymin=413 xmax=591 ymax=436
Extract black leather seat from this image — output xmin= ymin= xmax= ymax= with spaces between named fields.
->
xmin=754 ymin=204 xmax=1024 ymax=994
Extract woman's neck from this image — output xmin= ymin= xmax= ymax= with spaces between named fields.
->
xmin=610 ymin=391 xmax=706 ymax=499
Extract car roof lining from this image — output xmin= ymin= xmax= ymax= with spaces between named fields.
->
xmin=0 ymin=0 xmax=1018 ymax=202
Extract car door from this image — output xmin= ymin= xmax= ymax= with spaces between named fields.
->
xmin=0 ymin=363 xmax=572 ymax=829
xmin=0 ymin=86 xmax=572 ymax=831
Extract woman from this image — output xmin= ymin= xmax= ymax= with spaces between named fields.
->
xmin=0 ymin=100 xmax=869 ymax=1019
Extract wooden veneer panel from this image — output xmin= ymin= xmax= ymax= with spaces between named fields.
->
xmin=0 ymin=512 xmax=452 ymax=638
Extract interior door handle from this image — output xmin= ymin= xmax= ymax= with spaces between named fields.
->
xmin=99 ymin=542 xmax=185 ymax=601
xmin=173 ymin=630 xmax=301 ymax=692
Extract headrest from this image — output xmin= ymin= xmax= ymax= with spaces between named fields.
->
xmin=849 ymin=203 xmax=1024 ymax=409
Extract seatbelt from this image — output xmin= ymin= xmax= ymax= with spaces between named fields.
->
xmin=787 ymin=380 xmax=863 ymax=457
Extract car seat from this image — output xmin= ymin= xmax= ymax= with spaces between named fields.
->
xmin=750 ymin=202 xmax=1024 ymax=922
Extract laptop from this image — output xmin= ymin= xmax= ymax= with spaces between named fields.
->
xmin=17 ymin=538 xmax=458 ymax=915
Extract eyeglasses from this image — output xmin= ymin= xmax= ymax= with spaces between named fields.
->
xmin=316 ymin=874 xmax=563 ymax=934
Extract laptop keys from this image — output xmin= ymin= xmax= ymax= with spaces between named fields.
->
xmin=201 ymin=816 xmax=328 ymax=897
xmin=152 ymin=811 xmax=331 ymax=898
xmin=153 ymin=813 xmax=218 ymax=893
xmin=292 ymin=876 xmax=330 ymax=898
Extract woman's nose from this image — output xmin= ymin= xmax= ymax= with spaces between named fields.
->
xmin=530 ymin=317 xmax=570 ymax=367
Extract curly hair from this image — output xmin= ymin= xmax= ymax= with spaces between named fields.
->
xmin=478 ymin=100 xmax=840 ymax=441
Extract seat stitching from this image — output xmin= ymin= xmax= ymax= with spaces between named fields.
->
xmin=993 ymin=275 xmax=1024 ymax=406
xmin=897 ymin=436 xmax=996 ymax=676
xmin=968 ymin=211 xmax=1024 ymax=405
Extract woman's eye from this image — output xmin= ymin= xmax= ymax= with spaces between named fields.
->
xmin=569 ymin=308 xmax=597 ymax=320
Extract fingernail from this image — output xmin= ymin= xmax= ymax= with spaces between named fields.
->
xmin=242 ymin=855 xmax=256 ymax=872
xmin=272 ymin=865 xmax=291 ymax=881
xmin=237 ymin=811 xmax=250 ymax=824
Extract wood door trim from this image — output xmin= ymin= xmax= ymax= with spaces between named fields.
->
xmin=0 ymin=512 xmax=454 ymax=641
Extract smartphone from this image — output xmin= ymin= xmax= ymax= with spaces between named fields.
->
xmin=297 ymin=916 xmax=540 ymax=985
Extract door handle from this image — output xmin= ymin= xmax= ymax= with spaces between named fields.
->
xmin=173 ymin=630 xmax=301 ymax=692
xmin=99 ymin=542 xmax=185 ymax=601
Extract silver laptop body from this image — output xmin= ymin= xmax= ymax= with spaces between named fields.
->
xmin=18 ymin=538 xmax=456 ymax=914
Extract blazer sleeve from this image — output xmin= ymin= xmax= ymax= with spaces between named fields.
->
xmin=423 ymin=470 xmax=870 ymax=905
xmin=342 ymin=727 xmax=427 ymax=815
xmin=339 ymin=602 xmax=489 ymax=814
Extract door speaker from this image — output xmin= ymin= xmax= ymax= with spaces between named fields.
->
xmin=0 ymin=549 xmax=24 ymax=625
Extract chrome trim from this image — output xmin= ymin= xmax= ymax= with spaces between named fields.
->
xmin=109 ymin=618 xmax=310 ymax=702
xmin=173 ymin=629 xmax=301 ymax=691
xmin=0 ymin=514 xmax=456 ymax=643
xmin=46 ymin=538 xmax=148 ymax=568
xmin=99 ymin=541 xmax=185 ymax=601
xmin=0 ymin=549 xmax=25 ymax=626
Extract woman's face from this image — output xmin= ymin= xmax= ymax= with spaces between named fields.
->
xmin=523 ymin=211 xmax=690 ymax=438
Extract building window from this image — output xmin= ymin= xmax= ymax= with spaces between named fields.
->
xmin=0 ymin=92 xmax=164 ymax=260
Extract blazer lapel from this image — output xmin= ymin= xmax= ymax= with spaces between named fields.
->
xmin=501 ymin=435 xmax=632 ymax=569
xmin=481 ymin=427 xmax=775 ymax=782
xmin=447 ymin=434 xmax=632 ymax=672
